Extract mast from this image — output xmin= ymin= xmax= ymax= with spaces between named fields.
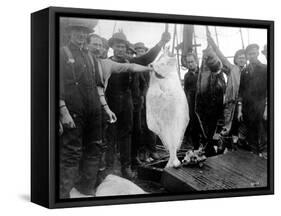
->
xmin=193 ymin=28 xmax=198 ymax=58
xmin=112 ymin=21 xmax=117 ymax=35
xmin=165 ymin=23 xmax=169 ymax=33
xmin=239 ymin=28 xmax=245 ymax=49
xmin=214 ymin=26 xmax=220 ymax=48
xmin=174 ymin=25 xmax=181 ymax=81
xmin=247 ymin=28 xmax=250 ymax=45
xmin=172 ymin=24 xmax=177 ymax=54
xmin=164 ymin=23 xmax=169 ymax=49
xmin=206 ymin=26 xmax=211 ymax=47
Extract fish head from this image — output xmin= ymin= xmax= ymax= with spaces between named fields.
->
xmin=151 ymin=51 xmax=177 ymax=78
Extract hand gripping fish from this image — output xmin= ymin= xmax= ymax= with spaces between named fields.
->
xmin=146 ymin=51 xmax=189 ymax=168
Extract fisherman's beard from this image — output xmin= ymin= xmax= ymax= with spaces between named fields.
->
xmin=114 ymin=50 xmax=126 ymax=59
xmin=91 ymin=49 xmax=102 ymax=58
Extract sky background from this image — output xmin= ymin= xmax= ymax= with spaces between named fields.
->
xmin=97 ymin=19 xmax=267 ymax=79
xmin=62 ymin=18 xmax=267 ymax=79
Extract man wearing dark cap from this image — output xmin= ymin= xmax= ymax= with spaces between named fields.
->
xmin=132 ymin=42 xmax=160 ymax=164
xmin=195 ymin=47 xmax=227 ymax=156
xmin=130 ymin=42 xmax=148 ymax=164
xmin=59 ymin=18 xmax=103 ymax=198
xmin=86 ymin=33 xmax=154 ymax=177
xmin=237 ymin=43 xmax=267 ymax=156
xmin=105 ymin=30 xmax=170 ymax=178
xmin=134 ymin=42 xmax=148 ymax=56
xmin=127 ymin=43 xmax=137 ymax=58
xmin=207 ymin=34 xmax=247 ymax=150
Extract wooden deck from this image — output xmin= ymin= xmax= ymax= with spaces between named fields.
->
xmin=161 ymin=150 xmax=267 ymax=192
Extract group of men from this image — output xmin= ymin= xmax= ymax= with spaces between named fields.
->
xmin=183 ymin=33 xmax=267 ymax=157
xmin=59 ymin=18 xmax=170 ymax=198
xmin=59 ymin=18 xmax=268 ymax=199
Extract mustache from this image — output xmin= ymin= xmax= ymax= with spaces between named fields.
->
xmin=90 ymin=49 xmax=101 ymax=55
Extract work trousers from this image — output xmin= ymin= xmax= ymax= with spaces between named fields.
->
xmin=105 ymin=91 xmax=133 ymax=168
xmin=243 ymin=112 xmax=267 ymax=154
xmin=131 ymin=109 xmax=143 ymax=163
xmin=140 ymin=102 xmax=157 ymax=153
xmin=59 ymin=107 xmax=103 ymax=198
xmin=222 ymin=101 xmax=236 ymax=135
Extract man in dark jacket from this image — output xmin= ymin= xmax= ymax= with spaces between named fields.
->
xmin=105 ymin=31 xmax=170 ymax=178
xmin=131 ymin=42 xmax=148 ymax=165
xmin=132 ymin=42 xmax=160 ymax=164
xmin=183 ymin=52 xmax=201 ymax=150
xmin=237 ymin=44 xmax=267 ymax=155
xmin=195 ymin=48 xmax=227 ymax=156
xmin=59 ymin=18 xmax=103 ymax=198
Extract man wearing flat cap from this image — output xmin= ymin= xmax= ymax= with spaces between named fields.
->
xmin=86 ymin=33 xmax=153 ymax=179
xmin=207 ymin=34 xmax=247 ymax=151
xmin=105 ymin=30 xmax=171 ymax=178
xmin=238 ymin=43 xmax=267 ymax=156
xmin=130 ymin=42 xmax=147 ymax=165
xmin=134 ymin=42 xmax=148 ymax=56
xmin=132 ymin=42 xmax=160 ymax=163
xmin=127 ymin=43 xmax=137 ymax=58
xmin=59 ymin=18 xmax=103 ymax=198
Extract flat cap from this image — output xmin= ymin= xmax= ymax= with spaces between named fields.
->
xmin=245 ymin=43 xmax=259 ymax=54
xmin=134 ymin=42 xmax=148 ymax=51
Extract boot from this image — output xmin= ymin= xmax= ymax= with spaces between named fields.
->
xmin=138 ymin=151 xmax=146 ymax=162
xmin=99 ymin=151 xmax=107 ymax=171
xmin=121 ymin=166 xmax=137 ymax=179
xmin=150 ymin=151 xmax=160 ymax=160
xmin=60 ymin=166 xmax=78 ymax=199
xmin=75 ymin=178 xmax=95 ymax=196
xmin=75 ymin=147 xmax=100 ymax=196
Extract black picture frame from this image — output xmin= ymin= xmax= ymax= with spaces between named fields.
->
xmin=31 ymin=6 xmax=274 ymax=209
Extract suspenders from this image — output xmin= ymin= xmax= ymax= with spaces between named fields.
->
xmin=62 ymin=46 xmax=75 ymax=63
xmin=62 ymin=46 xmax=77 ymax=82
xmin=62 ymin=46 xmax=102 ymax=88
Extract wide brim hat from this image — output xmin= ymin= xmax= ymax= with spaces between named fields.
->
xmin=108 ymin=31 xmax=129 ymax=48
xmin=60 ymin=17 xmax=98 ymax=33
xmin=134 ymin=42 xmax=148 ymax=51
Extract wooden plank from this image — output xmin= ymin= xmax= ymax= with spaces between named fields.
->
xmin=161 ymin=150 xmax=267 ymax=192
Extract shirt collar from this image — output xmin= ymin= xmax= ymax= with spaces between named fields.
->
xmin=249 ymin=60 xmax=262 ymax=67
xmin=189 ymin=67 xmax=199 ymax=75
xmin=110 ymin=55 xmax=128 ymax=63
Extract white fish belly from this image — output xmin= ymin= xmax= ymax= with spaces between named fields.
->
xmin=146 ymin=76 xmax=189 ymax=167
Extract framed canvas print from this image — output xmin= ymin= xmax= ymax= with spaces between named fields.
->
xmin=31 ymin=6 xmax=274 ymax=208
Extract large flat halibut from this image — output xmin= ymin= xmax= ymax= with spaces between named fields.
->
xmin=146 ymin=52 xmax=189 ymax=168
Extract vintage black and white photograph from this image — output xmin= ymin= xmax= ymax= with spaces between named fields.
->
xmin=58 ymin=16 xmax=269 ymax=199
